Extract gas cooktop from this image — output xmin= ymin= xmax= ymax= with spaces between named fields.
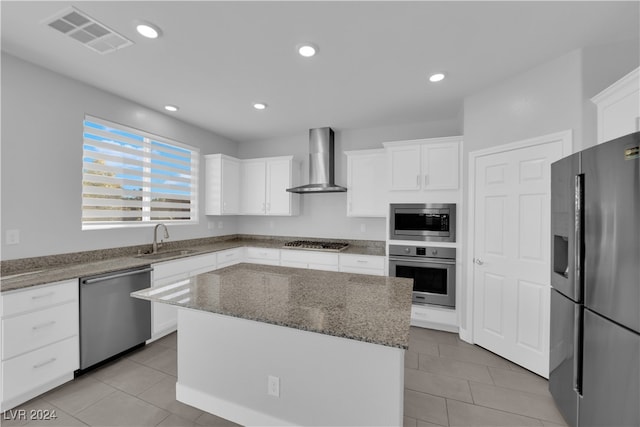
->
xmin=282 ymin=240 xmax=349 ymax=252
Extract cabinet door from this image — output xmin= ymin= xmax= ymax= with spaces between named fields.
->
xmin=347 ymin=152 xmax=386 ymax=217
xmin=222 ymin=157 xmax=240 ymax=214
xmin=422 ymin=143 xmax=459 ymax=190
xmin=388 ymin=145 xmax=421 ymax=191
xmin=266 ymin=158 xmax=291 ymax=215
xmin=240 ymin=160 xmax=266 ymax=215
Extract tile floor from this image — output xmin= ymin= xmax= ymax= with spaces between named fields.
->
xmin=2 ymin=327 xmax=568 ymax=427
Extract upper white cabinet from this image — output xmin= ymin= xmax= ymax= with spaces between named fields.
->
xmin=591 ymin=67 xmax=640 ymax=144
xmin=345 ymin=149 xmax=387 ymax=217
xmin=384 ymin=136 xmax=461 ymax=191
xmin=206 ymin=154 xmax=299 ymax=216
xmin=240 ymin=156 xmax=299 ymax=216
xmin=205 ymin=154 xmax=240 ymax=215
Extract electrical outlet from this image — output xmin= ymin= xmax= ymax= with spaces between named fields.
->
xmin=360 ymin=223 xmax=366 ymax=233
xmin=218 ymin=221 xmax=224 ymax=229
xmin=207 ymin=222 xmax=214 ymax=230
xmin=267 ymin=375 xmax=280 ymax=397
xmin=6 ymin=229 xmax=20 ymax=245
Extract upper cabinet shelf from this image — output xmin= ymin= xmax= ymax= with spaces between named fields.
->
xmin=591 ymin=67 xmax=640 ymax=144
xmin=383 ymin=136 xmax=461 ymax=192
xmin=205 ymin=154 xmax=300 ymax=217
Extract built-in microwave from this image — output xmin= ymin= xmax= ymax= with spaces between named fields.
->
xmin=389 ymin=203 xmax=456 ymax=242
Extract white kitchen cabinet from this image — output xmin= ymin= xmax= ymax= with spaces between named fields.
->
xmin=205 ymin=154 xmax=240 ymax=215
xmin=151 ymin=252 xmax=217 ymax=340
xmin=216 ymin=247 xmax=244 ymax=269
xmin=339 ymin=254 xmax=386 ymax=276
xmin=240 ymin=156 xmax=299 ymax=216
xmin=345 ymin=149 xmax=387 ymax=217
xmin=1 ymin=279 xmax=79 ymax=412
xmin=240 ymin=159 xmax=267 ymax=215
xmin=244 ymin=247 xmax=280 ymax=266
xmin=384 ymin=136 xmax=461 ymax=191
xmin=592 ymin=67 xmax=640 ymax=144
xmin=280 ymin=250 xmax=339 ymax=271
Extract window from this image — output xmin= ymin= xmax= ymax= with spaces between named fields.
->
xmin=82 ymin=115 xmax=199 ymax=230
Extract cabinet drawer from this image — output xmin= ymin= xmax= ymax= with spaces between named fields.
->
xmin=245 ymin=247 xmax=280 ymax=264
xmin=2 ymin=336 xmax=78 ymax=402
xmin=2 ymin=280 xmax=78 ymax=317
xmin=216 ymin=248 xmax=244 ymax=268
xmin=2 ymin=301 xmax=78 ymax=360
xmin=153 ymin=253 xmax=217 ymax=279
xmin=280 ymin=250 xmax=339 ymax=266
xmin=339 ymin=254 xmax=386 ymax=270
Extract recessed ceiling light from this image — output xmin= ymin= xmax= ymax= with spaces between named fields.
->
xmin=429 ymin=73 xmax=446 ymax=82
xmin=297 ymin=43 xmax=318 ymax=58
xmin=253 ymin=103 xmax=267 ymax=110
xmin=136 ymin=22 xmax=161 ymax=39
xmin=164 ymin=105 xmax=179 ymax=112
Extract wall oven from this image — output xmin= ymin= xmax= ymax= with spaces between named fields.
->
xmin=388 ymin=245 xmax=456 ymax=307
xmin=389 ymin=203 xmax=456 ymax=242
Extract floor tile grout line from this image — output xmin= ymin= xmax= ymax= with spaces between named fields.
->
xmin=443 ymin=397 xmax=549 ymax=426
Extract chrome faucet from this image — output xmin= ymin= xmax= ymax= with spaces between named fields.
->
xmin=152 ymin=223 xmax=169 ymax=254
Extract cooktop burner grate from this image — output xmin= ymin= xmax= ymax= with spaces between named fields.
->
xmin=282 ymin=240 xmax=349 ymax=252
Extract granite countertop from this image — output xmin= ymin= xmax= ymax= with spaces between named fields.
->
xmin=1 ymin=235 xmax=386 ymax=293
xmin=132 ymin=263 xmax=413 ymax=349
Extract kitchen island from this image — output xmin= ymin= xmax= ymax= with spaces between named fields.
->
xmin=132 ymin=263 xmax=413 ymax=426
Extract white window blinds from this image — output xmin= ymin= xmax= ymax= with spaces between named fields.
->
xmin=82 ymin=116 xmax=199 ymax=230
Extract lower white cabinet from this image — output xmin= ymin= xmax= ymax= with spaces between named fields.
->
xmin=216 ymin=247 xmax=244 ymax=269
xmin=151 ymin=253 xmax=217 ymax=340
xmin=1 ymin=279 xmax=79 ymax=412
xmin=339 ymin=254 xmax=385 ymax=276
xmin=280 ymin=250 xmax=339 ymax=271
xmin=244 ymin=247 xmax=280 ymax=265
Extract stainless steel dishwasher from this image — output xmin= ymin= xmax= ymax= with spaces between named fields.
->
xmin=79 ymin=266 xmax=153 ymax=372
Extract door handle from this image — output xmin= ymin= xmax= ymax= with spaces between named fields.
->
xmin=474 ymin=258 xmax=484 ymax=265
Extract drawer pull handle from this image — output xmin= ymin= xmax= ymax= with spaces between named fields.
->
xmin=356 ymin=260 xmax=368 ymax=264
xmin=33 ymin=358 xmax=57 ymax=369
xmin=32 ymin=321 xmax=56 ymax=330
xmin=31 ymin=292 xmax=55 ymax=300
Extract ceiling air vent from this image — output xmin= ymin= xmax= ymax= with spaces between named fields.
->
xmin=44 ymin=7 xmax=133 ymax=54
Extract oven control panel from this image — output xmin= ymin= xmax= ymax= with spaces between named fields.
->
xmin=389 ymin=244 xmax=456 ymax=260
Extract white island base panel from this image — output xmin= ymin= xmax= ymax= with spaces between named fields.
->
xmin=176 ymin=307 xmax=405 ymax=427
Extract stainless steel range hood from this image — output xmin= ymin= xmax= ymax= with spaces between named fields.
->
xmin=286 ymin=127 xmax=347 ymax=193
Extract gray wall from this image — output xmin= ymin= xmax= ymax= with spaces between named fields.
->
xmin=1 ymin=53 xmax=239 ymax=260
xmin=235 ymin=119 xmax=461 ymax=240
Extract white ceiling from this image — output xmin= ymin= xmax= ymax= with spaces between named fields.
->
xmin=2 ymin=1 xmax=638 ymax=142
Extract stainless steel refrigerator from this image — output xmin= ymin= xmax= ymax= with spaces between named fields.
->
xmin=550 ymin=131 xmax=639 ymax=427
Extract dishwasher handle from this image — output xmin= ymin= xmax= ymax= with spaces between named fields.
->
xmin=82 ymin=267 xmax=153 ymax=285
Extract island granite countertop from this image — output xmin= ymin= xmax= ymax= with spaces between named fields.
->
xmin=1 ymin=235 xmax=385 ymax=293
xmin=132 ymin=262 xmax=413 ymax=349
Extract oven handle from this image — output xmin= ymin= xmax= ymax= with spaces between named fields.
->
xmin=389 ymin=257 xmax=456 ymax=265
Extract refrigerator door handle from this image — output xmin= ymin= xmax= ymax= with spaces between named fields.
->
xmin=573 ymin=306 xmax=583 ymax=396
xmin=574 ymin=174 xmax=584 ymax=301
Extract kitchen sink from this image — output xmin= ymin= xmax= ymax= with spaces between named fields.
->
xmin=135 ymin=249 xmax=199 ymax=260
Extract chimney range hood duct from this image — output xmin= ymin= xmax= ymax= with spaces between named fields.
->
xmin=286 ymin=127 xmax=347 ymax=194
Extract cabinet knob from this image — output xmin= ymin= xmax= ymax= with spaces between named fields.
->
xmin=474 ymin=258 xmax=484 ymax=265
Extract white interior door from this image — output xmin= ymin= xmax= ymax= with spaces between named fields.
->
xmin=472 ymin=138 xmax=565 ymax=377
